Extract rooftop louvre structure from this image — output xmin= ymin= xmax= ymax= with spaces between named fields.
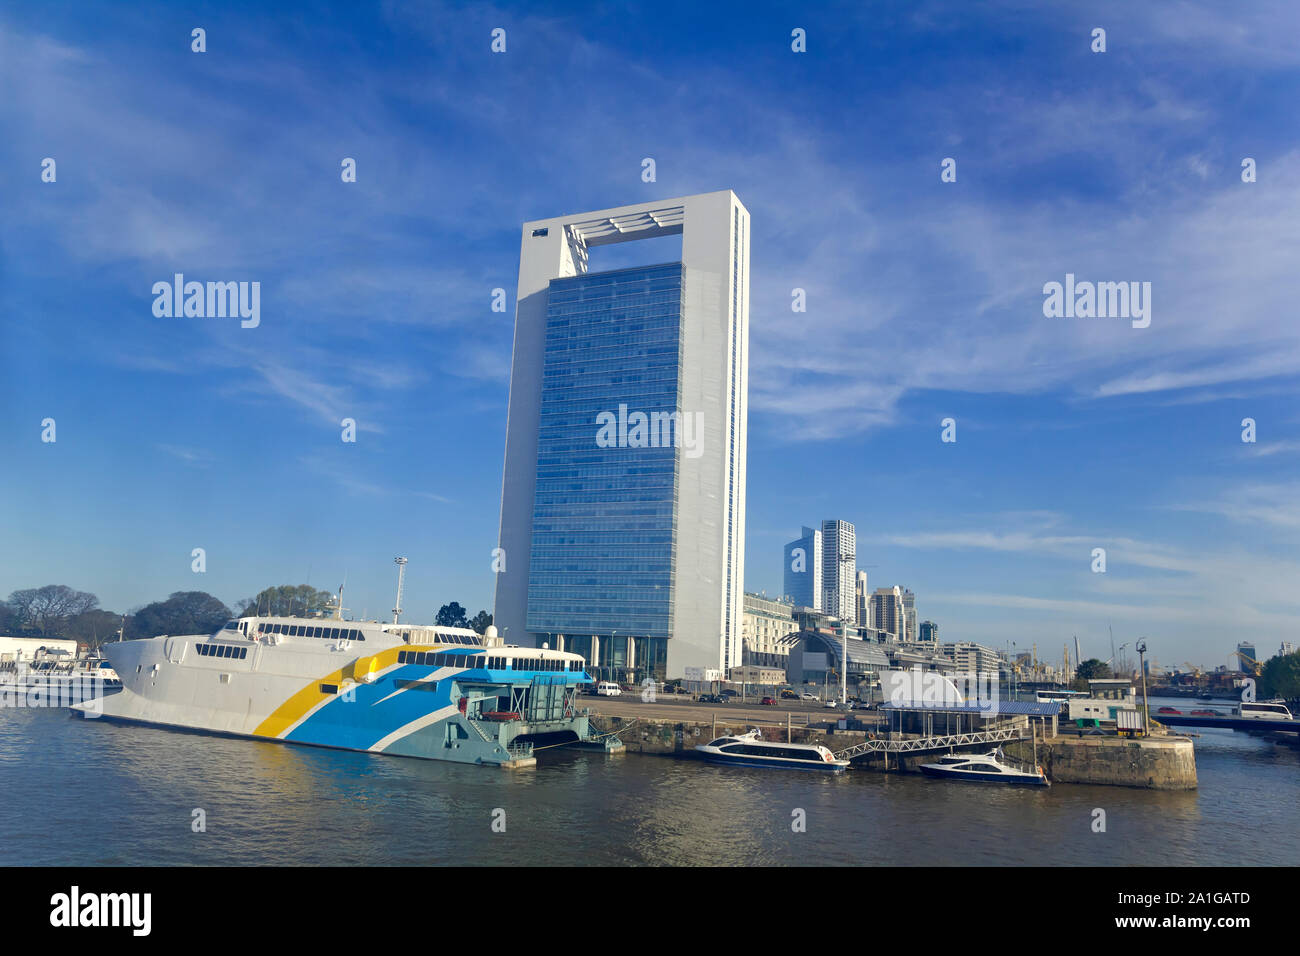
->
xmin=494 ymin=191 xmax=750 ymax=681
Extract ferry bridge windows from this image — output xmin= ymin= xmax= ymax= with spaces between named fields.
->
xmin=197 ymin=644 xmax=248 ymax=660
xmin=261 ymin=623 xmax=365 ymax=642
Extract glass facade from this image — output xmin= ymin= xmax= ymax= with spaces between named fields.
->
xmin=525 ymin=262 xmax=684 ymax=647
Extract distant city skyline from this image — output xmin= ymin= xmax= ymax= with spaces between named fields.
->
xmin=3 ymin=3 xmax=1298 ymax=671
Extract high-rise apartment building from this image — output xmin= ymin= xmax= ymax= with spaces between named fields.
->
xmin=494 ymin=191 xmax=750 ymax=680
xmin=821 ymin=519 xmax=856 ymax=621
xmin=902 ymin=588 xmax=916 ymax=644
xmin=870 ymin=586 xmax=905 ymax=641
xmin=855 ymin=570 xmax=869 ymax=628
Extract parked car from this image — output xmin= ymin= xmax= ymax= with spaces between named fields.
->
xmin=801 ymin=692 xmax=818 ymax=701
xmin=596 ymin=681 xmax=622 ymax=697
xmin=824 ymin=699 xmax=843 ymax=709
xmin=779 ymin=690 xmax=799 ymax=700
xmin=1157 ymin=706 xmax=1181 ymax=715
xmin=698 ymin=693 xmax=728 ymax=704
xmin=760 ymin=696 xmax=778 ymax=706
xmin=1190 ymin=709 xmax=1219 ymax=717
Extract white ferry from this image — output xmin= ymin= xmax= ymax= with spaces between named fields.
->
xmin=919 ymin=749 xmax=1049 ymax=787
xmin=1 ymin=653 xmax=121 ymax=694
xmin=74 ymin=615 xmax=618 ymax=769
xmin=695 ymin=728 xmax=850 ymax=772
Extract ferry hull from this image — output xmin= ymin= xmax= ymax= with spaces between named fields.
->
xmin=919 ymin=765 xmax=1049 ymax=787
xmin=80 ymin=632 xmax=599 ymax=769
xmin=698 ymin=753 xmax=848 ymax=773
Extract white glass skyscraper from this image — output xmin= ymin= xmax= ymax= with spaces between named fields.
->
xmin=821 ymin=519 xmax=856 ymax=621
xmin=494 ymin=191 xmax=749 ymax=680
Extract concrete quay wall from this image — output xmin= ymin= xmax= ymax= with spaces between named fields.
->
xmin=1004 ymin=734 xmax=1198 ymax=790
xmin=590 ymin=713 xmax=1198 ymax=789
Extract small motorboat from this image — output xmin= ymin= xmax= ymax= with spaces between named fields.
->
xmin=919 ymin=749 xmax=1049 ymax=787
xmin=695 ymin=728 xmax=850 ymax=772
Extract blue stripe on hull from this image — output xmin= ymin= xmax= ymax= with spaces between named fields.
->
xmin=283 ymin=665 xmax=462 ymax=751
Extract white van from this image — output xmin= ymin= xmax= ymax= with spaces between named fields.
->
xmin=597 ymin=681 xmax=622 ymax=697
xmin=1237 ymin=701 xmax=1294 ymax=721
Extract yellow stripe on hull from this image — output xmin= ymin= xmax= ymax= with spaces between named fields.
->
xmin=252 ymin=645 xmax=450 ymax=739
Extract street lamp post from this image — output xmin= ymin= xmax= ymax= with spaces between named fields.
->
xmin=1136 ymin=640 xmax=1150 ymax=736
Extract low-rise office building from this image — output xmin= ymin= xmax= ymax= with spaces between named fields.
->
xmin=741 ymin=592 xmax=797 ymax=669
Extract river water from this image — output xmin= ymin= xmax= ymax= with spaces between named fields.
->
xmin=2 ymin=699 xmax=1296 ymax=866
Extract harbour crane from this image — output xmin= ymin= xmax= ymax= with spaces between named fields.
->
xmin=1229 ymin=650 xmax=1262 ymax=677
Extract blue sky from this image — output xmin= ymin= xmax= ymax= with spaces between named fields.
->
xmin=2 ymin=0 xmax=1299 ymax=669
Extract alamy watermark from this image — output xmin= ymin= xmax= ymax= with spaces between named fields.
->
xmin=152 ymin=274 xmax=260 ymax=328
xmin=882 ymin=667 xmax=1001 ymax=715
xmin=0 ymin=666 xmax=106 ymax=716
xmin=1043 ymin=273 xmax=1150 ymax=329
xmin=595 ymin=404 xmax=704 ymax=459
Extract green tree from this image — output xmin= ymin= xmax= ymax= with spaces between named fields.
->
xmin=128 ymin=592 xmax=231 ymax=639
xmin=63 ymin=609 xmax=128 ymax=649
xmin=0 ymin=600 xmax=23 ymax=635
xmin=436 ymin=602 xmax=469 ymax=628
xmin=1071 ymin=658 xmax=1112 ymax=690
xmin=244 ymin=585 xmax=335 ymax=618
xmin=1259 ymin=651 xmax=1300 ymax=700
xmin=6 ymin=585 xmax=99 ymax=636
xmin=468 ymin=610 xmax=493 ymax=634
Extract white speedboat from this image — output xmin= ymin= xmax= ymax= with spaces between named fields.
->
xmin=695 ymin=728 xmax=849 ymax=772
xmin=919 ymin=749 xmax=1049 ymax=787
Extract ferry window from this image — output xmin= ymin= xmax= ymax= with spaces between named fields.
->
xmin=320 ymin=683 xmax=338 ymax=695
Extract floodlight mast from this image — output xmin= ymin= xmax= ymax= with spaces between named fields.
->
xmin=392 ymin=557 xmax=408 ymax=625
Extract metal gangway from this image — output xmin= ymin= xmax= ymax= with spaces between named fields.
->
xmin=832 ymin=726 xmax=1027 ymax=761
